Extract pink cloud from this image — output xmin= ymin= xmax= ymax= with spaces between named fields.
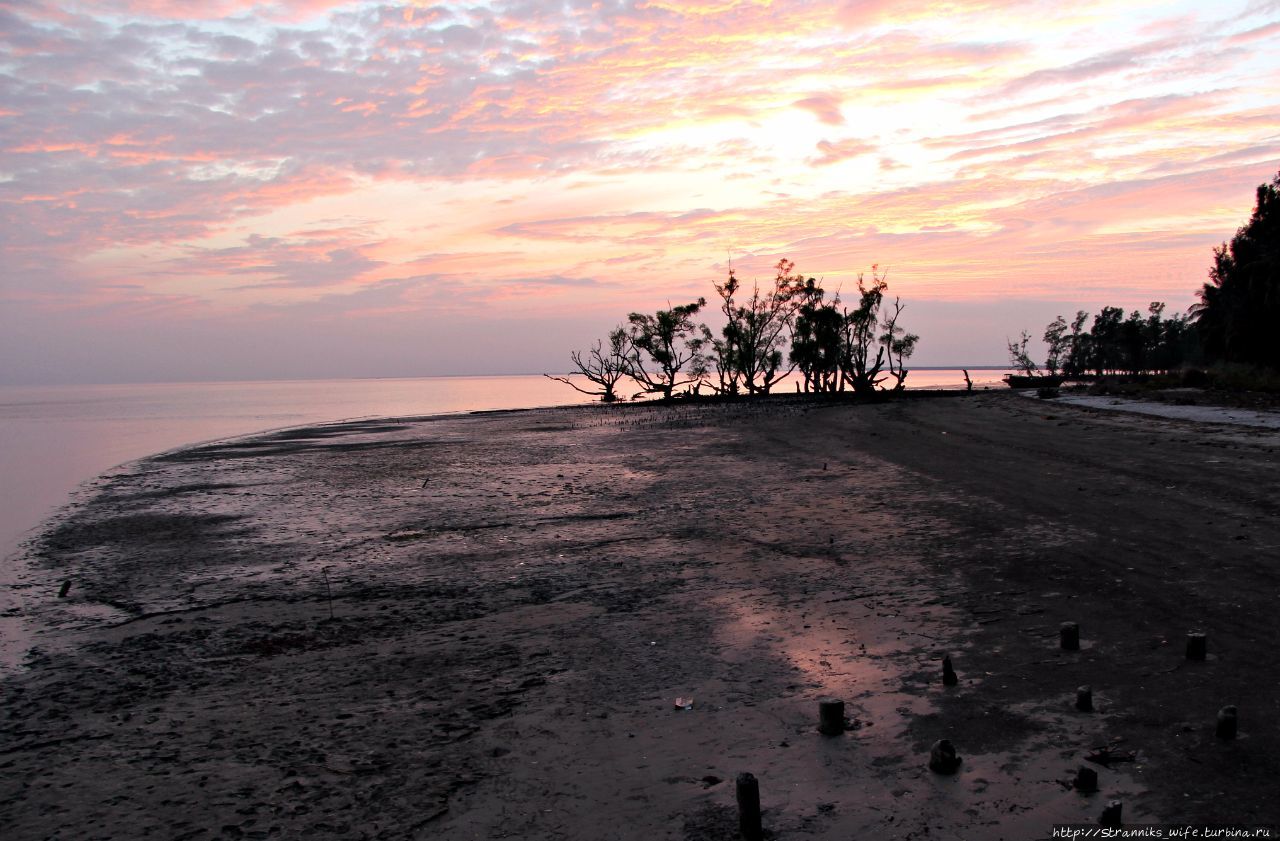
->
xmin=809 ymin=138 xmax=876 ymax=167
xmin=1227 ymin=20 xmax=1280 ymax=44
xmin=164 ymin=227 xmax=386 ymax=290
xmin=63 ymin=1 xmax=350 ymax=21
xmin=793 ymin=94 xmax=845 ymax=126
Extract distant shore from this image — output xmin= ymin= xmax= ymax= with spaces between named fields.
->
xmin=4 ymin=392 xmax=1279 ymax=838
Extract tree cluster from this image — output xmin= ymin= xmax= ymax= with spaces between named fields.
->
xmin=1191 ymin=171 xmax=1280 ymax=370
xmin=1010 ymin=303 xmax=1194 ymax=378
xmin=548 ymin=259 xmax=919 ymax=401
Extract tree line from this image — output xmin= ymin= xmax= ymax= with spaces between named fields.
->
xmin=1193 ymin=171 xmax=1280 ymax=371
xmin=1007 ymin=303 xmax=1195 ymax=378
xmin=1012 ymin=169 xmax=1279 ymax=380
xmin=547 ymin=260 xmax=919 ymax=402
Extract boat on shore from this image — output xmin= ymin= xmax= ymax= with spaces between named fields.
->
xmin=1004 ymin=374 xmax=1063 ymax=388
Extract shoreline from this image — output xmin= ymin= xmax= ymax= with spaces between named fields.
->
xmin=3 ymin=393 xmax=1279 ymax=838
xmin=0 ymin=391 xmax=976 ymax=673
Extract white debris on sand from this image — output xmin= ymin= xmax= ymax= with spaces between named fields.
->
xmin=1029 ymin=392 xmax=1280 ymax=429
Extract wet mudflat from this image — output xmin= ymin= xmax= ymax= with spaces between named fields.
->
xmin=3 ymin=393 xmax=1279 ymax=839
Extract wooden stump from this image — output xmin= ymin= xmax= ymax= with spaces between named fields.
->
xmin=1100 ymin=800 xmax=1122 ymax=828
xmin=1216 ymin=705 xmax=1238 ymax=740
xmin=928 ymin=739 xmax=961 ymax=774
xmin=1076 ymin=685 xmax=1093 ymax=712
xmin=818 ymin=698 xmax=845 ymax=735
xmin=1073 ymin=766 xmax=1099 ymax=792
xmin=1060 ymin=622 xmax=1080 ymax=651
xmin=736 ymin=772 xmax=762 ymax=841
xmin=942 ymin=656 xmax=958 ymax=687
xmin=1186 ymin=632 xmax=1207 ymax=661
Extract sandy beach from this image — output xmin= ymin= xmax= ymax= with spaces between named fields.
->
xmin=3 ymin=392 xmax=1280 ymax=839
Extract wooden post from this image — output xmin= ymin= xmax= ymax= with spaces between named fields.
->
xmin=818 ymin=698 xmax=845 ymax=735
xmin=1076 ymin=685 xmax=1093 ymax=712
xmin=736 ymin=772 xmax=762 ymax=841
xmin=1216 ymin=705 xmax=1238 ymax=739
xmin=57 ymin=580 xmax=71 ymax=599
xmin=928 ymin=739 xmax=961 ymax=774
xmin=1100 ymin=800 xmax=1122 ymax=828
xmin=1186 ymin=632 xmax=1207 ymax=661
xmin=942 ymin=655 xmax=958 ymax=687
xmin=1073 ymin=766 xmax=1099 ymax=792
xmin=1060 ymin=622 xmax=1080 ymax=651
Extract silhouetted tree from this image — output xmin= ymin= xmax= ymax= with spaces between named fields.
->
xmin=1192 ymin=171 xmax=1280 ymax=369
xmin=1042 ymin=316 xmax=1070 ymax=378
xmin=1120 ymin=309 xmax=1148 ymax=373
xmin=708 ymin=259 xmax=806 ymax=394
xmin=1062 ymin=311 xmax=1092 ymax=377
xmin=879 ymin=297 xmax=918 ymax=391
xmin=1089 ymin=306 xmax=1125 ymax=375
xmin=544 ymin=328 xmax=631 ymax=402
xmin=1147 ymin=303 xmax=1195 ymax=372
xmin=1006 ymin=330 xmax=1041 ymax=376
xmin=625 ymin=299 xmax=708 ymax=399
xmin=790 ymin=278 xmax=843 ymax=392
xmin=839 ymin=267 xmax=889 ymax=394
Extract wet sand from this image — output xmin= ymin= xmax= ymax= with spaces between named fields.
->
xmin=3 ymin=392 xmax=1280 ymax=839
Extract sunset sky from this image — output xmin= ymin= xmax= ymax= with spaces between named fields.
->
xmin=2 ymin=0 xmax=1278 ymax=384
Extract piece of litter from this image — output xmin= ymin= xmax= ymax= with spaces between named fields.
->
xmin=674 ymin=697 xmax=694 ymax=710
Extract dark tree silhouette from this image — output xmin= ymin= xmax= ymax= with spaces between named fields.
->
xmin=1061 ymin=311 xmax=1091 ymax=377
xmin=544 ymin=328 xmax=631 ymax=402
xmin=1043 ymin=316 xmax=1070 ymax=377
xmin=625 ymin=299 xmax=708 ymax=399
xmin=1006 ymin=330 xmax=1040 ymax=376
xmin=879 ymin=296 xmax=918 ymax=391
xmin=707 ymin=260 xmax=806 ymax=395
xmin=790 ymin=277 xmax=843 ymax=392
xmin=1192 ymin=171 xmax=1280 ymax=369
xmin=1088 ymin=306 xmax=1125 ymax=375
xmin=839 ymin=267 xmax=890 ymax=394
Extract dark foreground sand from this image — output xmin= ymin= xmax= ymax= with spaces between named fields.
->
xmin=3 ymin=393 xmax=1279 ymax=839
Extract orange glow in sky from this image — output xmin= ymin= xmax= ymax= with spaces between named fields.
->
xmin=1 ymin=0 xmax=1278 ymax=382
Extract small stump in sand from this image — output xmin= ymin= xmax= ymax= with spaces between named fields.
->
xmin=57 ymin=580 xmax=71 ymax=598
xmin=736 ymin=772 xmax=762 ymax=841
xmin=1186 ymin=632 xmax=1208 ymax=661
xmin=942 ymin=656 xmax=958 ymax=687
xmin=928 ymin=739 xmax=961 ymax=774
xmin=1060 ymin=622 xmax=1080 ymax=651
xmin=1216 ymin=705 xmax=1238 ymax=740
xmin=1073 ymin=766 xmax=1099 ymax=793
xmin=1100 ymin=800 xmax=1123 ymax=827
xmin=1076 ymin=685 xmax=1094 ymax=712
xmin=818 ymin=698 xmax=845 ymax=736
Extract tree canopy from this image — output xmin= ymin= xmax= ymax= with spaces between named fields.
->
xmin=1192 ymin=171 xmax=1280 ymax=369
